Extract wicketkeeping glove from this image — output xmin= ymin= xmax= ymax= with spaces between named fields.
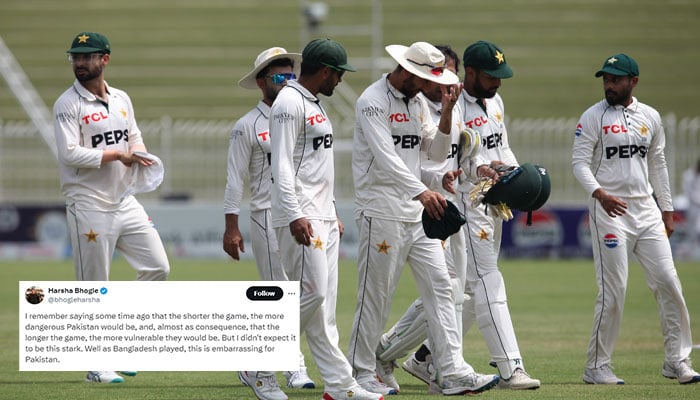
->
xmin=457 ymin=128 xmax=481 ymax=183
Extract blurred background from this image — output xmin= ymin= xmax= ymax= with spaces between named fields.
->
xmin=1 ymin=0 xmax=698 ymax=260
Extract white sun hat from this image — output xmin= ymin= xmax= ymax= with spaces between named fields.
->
xmin=238 ymin=47 xmax=302 ymax=90
xmin=385 ymin=42 xmax=459 ymax=85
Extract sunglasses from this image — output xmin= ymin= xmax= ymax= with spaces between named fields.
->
xmin=67 ymin=53 xmax=104 ymax=64
xmin=407 ymin=59 xmax=445 ymax=76
xmin=266 ymin=73 xmax=296 ymax=85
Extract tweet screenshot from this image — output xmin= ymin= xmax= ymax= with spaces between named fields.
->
xmin=19 ymin=281 xmax=299 ymax=371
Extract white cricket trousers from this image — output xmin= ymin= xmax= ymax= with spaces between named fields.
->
xmin=276 ymin=219 xmax=356 ymax=391
xmin=250 ymin=209 xmax=289 ymax=281
xmin=348 ymin=215 xmax=472 ymax=383
xmin=461 ymin=192 xmax=524 ymax=379
xmin=248 ymin=209 xmax=306 ymax=377
xmin=586 ymin=195 xmax=693 ymax=368
xmin=66 ymin=196 xmax=169 ymax=281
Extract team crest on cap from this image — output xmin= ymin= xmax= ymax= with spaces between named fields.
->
xmin=607 ymin=56 xmax=618 ymax=65
xmin=495 ymin=51 xmax=505 ymax=64
xmin=77 ymin=34 xmax=89 ymax=43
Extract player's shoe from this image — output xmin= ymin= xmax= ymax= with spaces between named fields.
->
xmin=496 ymin=368 xmax=540 ymax=390
xmin=238 ymin=371 xmax=288 ymax=400
xmin=440 ymin=373 xmax=499 ymax=395
xmin=375 ymin=358 xmax=400 ymax=391
xmin=118 ymin=371 xmax=138 ymax=377
xmin=359 ymin=378 xmax=398 ymax=395
xmin=582 ymin=364 xmax=624 ymax=385
xmin=323 ymin=384 xmax=385 ymax=400
xmin=402 ymin=353 xmax=434 ymax=385
xmin=284 ymin=367 xmax=315 ymax=389
xmin=662 ymin=359 xmax=700 ymax=384
xmin=86 ymin=371 xmax=124 ymax=383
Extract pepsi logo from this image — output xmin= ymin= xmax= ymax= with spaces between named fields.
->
xmin=603 ymin=233 xmax=618 ymax=248
xmin=512 ymin=210 xmax=563 ymax=247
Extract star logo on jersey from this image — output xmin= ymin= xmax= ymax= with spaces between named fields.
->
xmin=77 ymin=34 xmax=90 ymax=43
xmin=312 ymin=237 xmax=324 ymax=250
xmin=607 ymin=56 xmax=618 ymax=65
xmin=640 ymin=124 xmax=649 ymax=136
xmin=478 ymin=228 xmax=489 ymax=241
xmin=120 ymin=108 xmax=127 ymax=118
xmin=83 ymin=229 xmax=99 ymax=242
xmin=377 ymin=240 xmax=391 ymax=254
xmin=495 ymin=51 xmax=505 ymax=64
xmin=495 ymin=111 xmax=503 ymax=123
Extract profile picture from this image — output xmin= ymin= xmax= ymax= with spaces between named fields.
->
xmin=25 ymin=286 xmax=44 ymax=305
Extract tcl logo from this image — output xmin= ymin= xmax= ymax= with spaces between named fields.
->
xmin=392 ymin=135 xmax=421 ymax=149
xmin=313 ymin=134 xmax=333 ymax=150
xmin=307 ymin=114 xmax=327 ymax=126
xmin=465 ymin=116 xmax=488 ymax=129
xmin=389 ymin=113 xmax=410 ymax=123
xmin=82 ymin=111 xmax=109 ymax=125
xmin=258 ymin=131 xmax=269 ymax=141
xmin=605 ymin=145 xmax=647 ymax=159
xmin=602 ymin=124 xmax=628 ymax=134
xmin=91 ymin=130 xmax=128 ymax=148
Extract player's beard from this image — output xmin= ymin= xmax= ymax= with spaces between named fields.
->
xmin=74 ymin=64 xmax=103 ymax=82
xmin=605 ymin=86 xmax=632 ymax=106
xmin=472 ymin=78 xmax=498 ymax=99
xmin=319 ymin=75 xmax=337 ymax=97
xmin=265 ymin=85 xmax=283 ymax=103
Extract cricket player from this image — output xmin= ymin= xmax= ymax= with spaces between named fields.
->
xmin=348 ymin=41 xmax=498 ymax=396
xmin=270 ymin=38 xmax=382 ymax=400
xmin=223 ymin=47 xmax=316 ymax=399
xmin=573 ymin=53 xmax=700 ymax=385
xmin=53 ymin=32 xmax=169 ymax=384
xmin=373 ymin=45 xmax=491 ymax=392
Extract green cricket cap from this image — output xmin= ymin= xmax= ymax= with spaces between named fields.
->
xmin=462 ymin=40 xmax=513 ymax=79
xmin=67 ymin=32 xmax=111 ymax=54
xmin=302 ymin=38 xmax=356 ymax=72
xmin=422 ymin=199 xmax=466 ymax=241
xmin=595 ymin=53 xmax=639 ymax=77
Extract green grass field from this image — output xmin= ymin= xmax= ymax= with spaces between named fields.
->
xmin=1 ymin=257 xmax=699 ymax=399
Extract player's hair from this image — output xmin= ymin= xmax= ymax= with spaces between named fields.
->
xmin=255 ymin=57 xmax=296 ymax=80
xmin=434 ymin=44 xmax=460 ymax=75
xmin=300 ymin=61 xmax=324 ymax=76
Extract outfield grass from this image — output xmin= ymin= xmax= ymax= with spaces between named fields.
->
xmin=1 ymin=257 xmax=699 ymax=399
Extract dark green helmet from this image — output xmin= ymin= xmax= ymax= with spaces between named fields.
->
xmin=483 ymin=162 xmax=543 ymax=212
xmin=529 ymin=164 xmax=551 ymax=211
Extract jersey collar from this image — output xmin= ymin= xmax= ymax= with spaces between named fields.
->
xmin=72 ymin=80 xmax=111 ymax=101
xmin=285 ymin=80 xmax=318 ymax=102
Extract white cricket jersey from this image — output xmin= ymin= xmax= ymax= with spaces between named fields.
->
xmin=458 ymin=91 xmax=518 ymax=192
xmin=224 ymin=101 xmax=273 ymax=215
xmin=353 ymin=74 xmax=452 ymax=222
xmin=269 ymin=80 xmax=336 ymax=228
xmin=53 ymin=80 xmax=145 ymax=210
xmin=572 ymin=97 xmax=673 ymax=211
